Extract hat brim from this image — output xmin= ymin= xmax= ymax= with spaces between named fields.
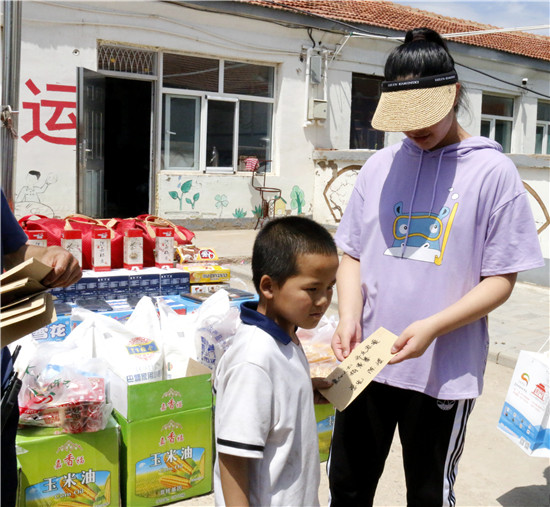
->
xmin=371 ymin=83 xmax=457 ymax=132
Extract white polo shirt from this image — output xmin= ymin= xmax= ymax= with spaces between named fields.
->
xmin=213 ymin=302 xmax=320 ymax=507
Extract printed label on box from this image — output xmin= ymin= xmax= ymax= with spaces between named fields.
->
xmin=134 ymin=420 xmax=206 ymax=500
xmin=17 ymin=418 xmax=119 ymax=507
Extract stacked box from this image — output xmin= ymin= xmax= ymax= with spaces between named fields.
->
xmin=179 ymin=264 xmax=230 ymax=284
xmin=159 ymin=269 xmax=191 ymax=295
xmin=131 ymin=269 xmax=161 ymax=296
xmin=49 ymin=269 xmax=189 ymax=302
xmin=111 ymin=360 xmax=213 ymax=506
xmin=16 ymin=416 xmax=119 ymax=506
xmin=74 ymin=276 xmax=98 ymax=298
xmin=315 ymin=403 xmax=335 ymax=462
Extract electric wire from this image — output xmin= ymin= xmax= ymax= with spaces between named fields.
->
xmin=29 ymin=0 xmax=550 ymax=98
xmin=455 ymin=62 xmax=550 ymax=99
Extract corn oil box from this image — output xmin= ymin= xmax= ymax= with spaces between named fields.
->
xmin=16 ymin=416 xmax=119 ymax=506
xmin=111 ymin=360 xmax=213 ymax=506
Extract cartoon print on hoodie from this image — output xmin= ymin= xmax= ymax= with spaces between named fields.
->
xmin=384 ymin=199 xmax=458 ymax=264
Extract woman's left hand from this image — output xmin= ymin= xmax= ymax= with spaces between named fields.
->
xmin=388 ymin=319 xmax=438 ymax=364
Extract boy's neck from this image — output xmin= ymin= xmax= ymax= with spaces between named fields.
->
xmin=257 ymin=300 xmax=300 ymax=345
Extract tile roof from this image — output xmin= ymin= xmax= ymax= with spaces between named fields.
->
xmin=241 ymin=0 xmax=550 ymax=62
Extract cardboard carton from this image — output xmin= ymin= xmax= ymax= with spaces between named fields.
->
xmin=178 ymin=264 xmax=230 ymax=284
xmin=315 ymin=403 xmax=335 ymax=462
xmin=16 ymin=416 xmax=119 ymax=506
xmin=112 ymin=360 xmax=213 ymax=505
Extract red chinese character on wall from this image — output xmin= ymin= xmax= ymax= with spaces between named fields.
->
xmin=22 ymin=79 xmax=76 ymax=145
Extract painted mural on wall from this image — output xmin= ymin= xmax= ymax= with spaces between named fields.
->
xmin=524 ymin=181 xmax=550 ymax=235
xmin=322 ymin=165 xmax=362 ymax=223
xmin=290 ymin=186 xmax=305 ymax=215
xmin=15 ymin=170 xmax=58 ymax=217
xmin=14 ymin=78 xmax=77 ymax=218
xmin=169 ymin=179 xmax=200 ymax=210
xmin=163 ymin=174 xmax=301 ymax=221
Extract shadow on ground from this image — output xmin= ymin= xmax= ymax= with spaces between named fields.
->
xmin=497 ymin=466 xmax=550 ymax=506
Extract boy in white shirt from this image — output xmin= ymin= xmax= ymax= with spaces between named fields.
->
xmin=213 ymin=216 xmax=339 ymax=506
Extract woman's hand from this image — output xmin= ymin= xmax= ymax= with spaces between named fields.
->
xmin=388 ymin=319 xmax=438 ymax=364
xmin=331 ymin=317 xmax=362 ymax=362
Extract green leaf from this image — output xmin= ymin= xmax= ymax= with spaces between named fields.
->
xmin=186 ymin=198 xmax=193 ymax=205
xmin=193 ymin=193 xmax=200 ymax=202
xmin=181 ymin=180 xmax=193 ymax=193
xmin=169 ymin=191 xmax=179 ymax=200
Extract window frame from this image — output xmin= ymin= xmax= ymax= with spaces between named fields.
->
xmin=160 ymin=54 xmax=275 ymax=174
xmin=481 ymin=93 xmax=515 ymax=153
xmin=162 ymin=93 xmax=201 ymax=171
xmin=349 ymin=72 xmax=385 ymax=150
xmin=535 ymin=101 xmax=550 ymax=155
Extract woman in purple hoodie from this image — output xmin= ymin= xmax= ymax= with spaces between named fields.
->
xmin=328 ymin=27 xmax=544 ymax=507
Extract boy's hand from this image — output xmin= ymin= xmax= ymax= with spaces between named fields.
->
xmin=388 ymin=319 xmax=437 ymax=364
xmin=312 ymin=377 xmax=332 ymax=404
xmin=331 ymin=318 xmax=362 ymax=361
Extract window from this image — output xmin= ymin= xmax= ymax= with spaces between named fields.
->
xmin=481 ymin=94 xmax=514 ymax=153
xmin=350 ymin=73 xmax=384 ymax=150
xmin=162 ymin=95 xmax=200 ymax=170
xmin=98 ymin=45 xmax=156 ymax=75
xmin=535 ymin=101 xmax=550 ymax=155
xmin=161 ymin=54 xmax=274 ymax=173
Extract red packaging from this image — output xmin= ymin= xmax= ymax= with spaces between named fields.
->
xmin=91 ymin=228 xmax=111 ymax=272
xmin=124 ymin=228 xmax=144 ymax=270
xmin=26 ymin=230 xmax=48 ymax=248
xmin=61 ymin=229 xmax=83 ymax=267
xmin=155 ymin=227 xmax=174 ymax=268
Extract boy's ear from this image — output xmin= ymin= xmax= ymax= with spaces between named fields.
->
xmin=259 ymin=274 xmax=275 ymax=300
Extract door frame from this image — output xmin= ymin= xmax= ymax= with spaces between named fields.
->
xmin=77 ymin=68 xmax=157 ymax=216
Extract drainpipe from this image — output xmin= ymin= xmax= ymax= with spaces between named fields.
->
xmin=1 ymin=0 xmax=22 ymax=206
xmin=303 ymin=47 xmax=315 ymax=128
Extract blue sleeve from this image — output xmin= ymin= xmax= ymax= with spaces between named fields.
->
xmin=1 ymin=190 xmax=28 ymax=264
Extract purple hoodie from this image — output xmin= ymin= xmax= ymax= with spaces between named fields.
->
xmin=335 ymin=136 xmax=544 ymax=399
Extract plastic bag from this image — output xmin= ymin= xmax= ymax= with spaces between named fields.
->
xmin=94 ymin=296 xmax=164 ymax=384
xmin=497 ymin=350 xmax=550 ymax=457
xmin=297 ymin=315 xmax=340 ymax=377
xmin=194 ymin=290 xmax=240 ymax=373
xmin=18 ymin=340 xmax=111 ymax=433
xmin=158 ymin=299 xmax=198 ymax=379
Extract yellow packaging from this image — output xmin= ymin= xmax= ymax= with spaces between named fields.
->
xmin=179 ymin=264 xmax=230 ymax=284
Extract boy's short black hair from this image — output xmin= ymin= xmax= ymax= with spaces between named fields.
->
xmin=252 ymin=216 xmax=337 ymax=292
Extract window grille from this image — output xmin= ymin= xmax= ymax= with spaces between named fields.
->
xmin=98 ymin=45 xmax=155 ymax=75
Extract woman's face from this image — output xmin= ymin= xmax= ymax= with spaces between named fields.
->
xmin=404 ymin=108 xmax=459 ymax=151
xmin=403 ymin=83 xmax=463 ymax=151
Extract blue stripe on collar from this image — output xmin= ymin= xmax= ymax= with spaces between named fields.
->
xmin=240 ymin=301 xmax=292 ymax=345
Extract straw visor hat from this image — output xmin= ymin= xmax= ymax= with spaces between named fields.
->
xmin=371 ymin=71 xmax=458 ymax=132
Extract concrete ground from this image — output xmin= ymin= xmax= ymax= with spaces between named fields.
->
xmin=173 ymin=228 xmax=549 ymax=507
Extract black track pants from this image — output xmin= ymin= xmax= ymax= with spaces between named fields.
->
xmin=327 ymin=381 xmax=475 ymax=507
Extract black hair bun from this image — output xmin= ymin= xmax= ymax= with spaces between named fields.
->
xmin=405 ymin=27 xmax=449 ymax=52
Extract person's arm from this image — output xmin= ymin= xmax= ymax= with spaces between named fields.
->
xmin=389 ymin=273 xmax=517 ymax=364
xmin=219 ymin=453 xmax=250 ymax=506
xmin=331 ymin=253 xmax=364 ymax=361
xmin=3 ymin=243 xmax=81 ymax=288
